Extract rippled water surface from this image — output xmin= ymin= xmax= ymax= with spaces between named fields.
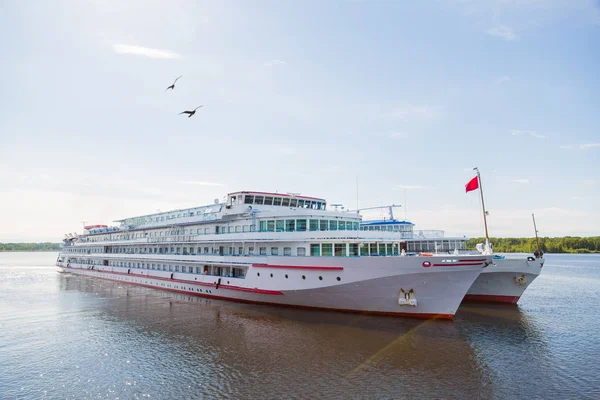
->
xmin=1 ymin=252 xmax=599 ymax=399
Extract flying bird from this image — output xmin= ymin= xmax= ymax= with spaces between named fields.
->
xmin=165 ymin=75 xmax=182 ymax=91
xmin=179 ymin=106 xmax=203 ymax=118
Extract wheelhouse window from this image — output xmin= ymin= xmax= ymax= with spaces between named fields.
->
xmin=273 ymin=197 xmax=282 ymax=206
xmin=254 ymin=196 xmax=264 ymax=205
xmin=297 ymin=199 xmax=305 ymax=208
xmin=264 ymin=196 xmax=274 ymax=205
xmin=282 ymin=198 xmax=290 ymax=207
xmin=289 ymin=198 xmax=297 ymax=207
xmin=245 ymin=195 xmax=254 ymax=204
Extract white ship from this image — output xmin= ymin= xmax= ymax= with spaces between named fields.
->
xmin=359 ymin=168 xmax=544 ymax=305
xmin=56 ymin=191 xmax=492 ymax=319
xmin=359 ymin=218 xmax=544 ymax=304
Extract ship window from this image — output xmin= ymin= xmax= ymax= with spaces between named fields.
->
xmin=267 ymin=220 xmax=275 ymax=232
xmin=329 ymin=221 xmax=337 ymax=231
xmin=239 ymin=247 xmax=243 ymax=254
xmin=285 ymin=220 xmax=295 ymax=232
xmin=297 ymin=199 xmax=305 ymax=208
xmin=370 ymin=243 xmax=377 ymax=255
xmin=320 ymin=220 xmax=328 ymax=231
xmin=319 ymin=276 xmax=323 ymax=280
xmin=338 ymin=221 xmax=345 ymax=231
xmin=271 ymin=247 xmax=278 ymax=255
xmin=349 ymin=243 xmax=359 ymax=256
xmin=379 ymin=243 xmax=387 ymax=256
xmin=285 ymin=274 xmax=288 ymax=279
xmin=204 ymin=247 xmax=209 ymax=254
xmin=302 ymin=275 xmax=306 ymax=280
xmin=259 ymin=221 xmax=267 ymax=232
xmin=249 ymin=247 xmax=254 ymax=255
xmin=353 ymin=222 xmax=359 ymax=230
xmin=182 ymin=266 xmax=187 ymax=273
xmin=264 ymin=196 xmax=273 ymax=205
xmin=283 ymin=247 xmax=291 ymax=256
xmin=235 ymin=226 xmax=240 ymax=233
xmin=297 ymin=247 xmax=306 ymax=256
xmin=296 ymin=219 xmax=307 ymax=231
xmin=335 ymin=244 xmax=346 ymax=256
xmin=289 ymin=199 xmax=298 ymax=207
xmin=245 ymin=195 xmax=254 ymax=204
xmin=337 ymin=277 xmax=341 ymax=281
xmin=387 ymin=243 xmax=393 ymax=255
xmin=346 ymin=221 xmax=353 ymax=230
xmin=309 ymin=219 xmax=319 ymax=231
xmin=259 ymin=247 xmax=267 ymax=255
xmin=254 ymin=196 xmax=264 ymax=205
xmin=273 ymin=197 xmax=282 ymax=206
xmin=310 ymin=244 xmax=320 ymax=256
xmin=322 ymin=243 xmax=333 ymax=256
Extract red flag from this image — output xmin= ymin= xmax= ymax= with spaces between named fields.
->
xmin=465 ymin=176 xmax=479 ymax=193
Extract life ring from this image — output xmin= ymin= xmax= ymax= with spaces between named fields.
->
xmin=420 ymin=253 xmax=433 ymax=257
xmin=422 ymin=261 xmax=431 ymax=268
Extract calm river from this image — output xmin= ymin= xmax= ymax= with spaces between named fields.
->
xmin=1 ymin=252 xmax=599 ymax=399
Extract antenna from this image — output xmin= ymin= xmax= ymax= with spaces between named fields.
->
xmin=356 ymin=176 xmax=359 ymax=214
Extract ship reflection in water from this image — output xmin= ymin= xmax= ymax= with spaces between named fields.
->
xmin=55 ymin=273 xmax=552 ymax=399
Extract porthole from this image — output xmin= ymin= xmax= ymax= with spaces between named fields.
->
xmin=337 ymin=277 xmax=341 ymax=281
xmin=319 ymin=276 xmax=323 ymax=280
xmin=257 ymin=272 xmax=260 ymax=276
xmin=285 ymin=274 xmax=288 ymax=279
xmin=302 ymin=275 xmax=306 ymax=280
xmin=270 ymin=273 xmax=273 ymax=278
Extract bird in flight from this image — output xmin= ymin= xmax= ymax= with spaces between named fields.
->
xmin=179 ymin=106 xmax=203 ymax=118
xmin=165 ymin=75 xmax=183 ymax=91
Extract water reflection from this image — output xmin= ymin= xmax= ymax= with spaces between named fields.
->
xmin=58 ymin=273 xmax=509 ymax=399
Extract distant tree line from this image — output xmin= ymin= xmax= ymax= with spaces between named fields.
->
xmin=466 ymin=237 xmax=600 ymax=254
xmin=0 ymin=242 xmax=61 ymax=252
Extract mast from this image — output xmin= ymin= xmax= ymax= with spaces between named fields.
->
xmin=473 ymin=167 xmax=491 ymax=253
xmin=532 ymin=213 xmax=541 ymax=257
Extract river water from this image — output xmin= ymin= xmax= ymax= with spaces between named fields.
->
xmin=0 ymin=252 xmax=599 ymax=399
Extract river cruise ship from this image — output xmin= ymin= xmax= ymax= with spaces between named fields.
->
xmin=56 ymin=191 xmax=492 ymax=319
xmin=360 ymin=218 xmax=544 ymax=304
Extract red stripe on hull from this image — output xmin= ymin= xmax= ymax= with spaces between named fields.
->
xmin=459 ymin=259 xmax=487 ymax=262
xmin=252 ymin=264 xmax=343 ymax=271
xmin=433 ymin=263 xmax=482 ymax=267
xmin=58 ymin=267 xmax=454 ymax=320
xmin=463 ymin=294 xmax=520 ymax=304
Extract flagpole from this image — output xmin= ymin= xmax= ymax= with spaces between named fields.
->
xmin=473 ymin=167 xmax=490 ymax=253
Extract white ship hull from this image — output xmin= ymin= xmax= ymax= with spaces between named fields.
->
xmin=57 ymin=254 xmax=490 ymax=319
xmin=463 ymin=257 xmax=544 ymax=304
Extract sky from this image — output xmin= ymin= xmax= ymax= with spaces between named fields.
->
xmin=1 ymin=0 xmax=599 ymax=242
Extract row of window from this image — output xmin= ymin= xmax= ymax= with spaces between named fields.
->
xmin=65 ymin=242 xmax=404 ymax=257
xmin=360 ymin=225 xmax=412 ymax=232
xmin=258 ymin=219 xmax=359 ymax=232
xmin=239 ymin=195 xmax=326 ymax=210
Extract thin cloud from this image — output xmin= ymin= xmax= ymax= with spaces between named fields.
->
xmin=493 ymin=76 xmax=511 ymax=85
xmin=511 ymin=130 xmax=546 ymax=139
xmin=560 ymin=143 xmax=600 ymax=150
xmin=113 ymin=44 xmax=183 ymax=60
xmin=180 ymin=181 xmax=225 ymax=186
xmin=511 ymin=179 xmax=529 ymax=184
xmin=264 ymin=59 xmax=286 ymax=66
xmin=485 ymin=25 xmax=518 ymax=41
